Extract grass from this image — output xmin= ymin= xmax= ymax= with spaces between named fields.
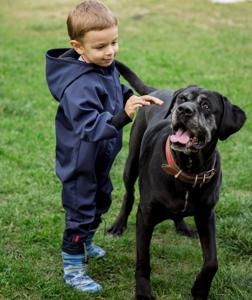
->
xmin=0 ymin=0 xmax=251 ymax=299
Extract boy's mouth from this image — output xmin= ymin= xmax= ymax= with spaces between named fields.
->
xmin=104 ymin=58 xmax=113 ymax=62
xmin=102 ymin=59 xmax=114 ymax=66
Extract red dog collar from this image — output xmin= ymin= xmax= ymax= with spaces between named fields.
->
xmin=161 ymin=137 xmax=216 ymax=188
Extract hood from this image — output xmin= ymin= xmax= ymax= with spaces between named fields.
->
xmin=46 ymin=48 xmax=115 ymax=102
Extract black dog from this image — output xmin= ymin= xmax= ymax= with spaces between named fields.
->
xmin=108 ymin=61 xmax=246 ymax=300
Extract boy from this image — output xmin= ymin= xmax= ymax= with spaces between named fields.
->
xmin=46 ymin=0 xmax=163 ymax=293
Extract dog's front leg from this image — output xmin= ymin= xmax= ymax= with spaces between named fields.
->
xmin=191 ymin=211 xmax=218 ymax=300
xmin=135 ymin=206 xmax=156 ymax=300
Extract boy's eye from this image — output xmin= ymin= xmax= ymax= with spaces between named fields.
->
xmin=95 ymin=45 xmax=105 ymax=50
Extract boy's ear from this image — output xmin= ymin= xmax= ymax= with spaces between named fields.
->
xmin=70 ymin=40 xmax=83 ymax=55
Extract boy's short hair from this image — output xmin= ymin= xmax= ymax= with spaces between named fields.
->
xmin=67 ymin=0 xmax=118 ymax=41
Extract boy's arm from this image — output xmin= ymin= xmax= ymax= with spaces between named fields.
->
xmin=62 ymin=83 xmax=119 ymax=142
xmin=121 ymin=84 xmax=134 ymax=105
xmin=104 ymin=71 xmax=134 ymax=129
xmin=109 ymin=110 xmax=132 ymax=129
xmin=62 ymin=80 xmax=162 ymax=139
xmin=108 ymin=83 xmax=133 ymax=129
xmin=109 ymin=94 xmax=164 ymax=129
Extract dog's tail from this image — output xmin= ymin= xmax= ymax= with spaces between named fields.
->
xmin=115 ymin=60 xmax=157 ymax=95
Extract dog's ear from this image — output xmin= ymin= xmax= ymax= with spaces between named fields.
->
xmin=218 ymin=96 xmax=246 ymax=140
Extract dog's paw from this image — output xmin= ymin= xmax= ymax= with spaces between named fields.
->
xmin=107 ymin=220 xmax=127 ymax=237
xmin=192 ymin=296 xmax=208 ymax=300
xmin=191 ymin=283 xmax=209 ymax=300
xmin=174 ymin=219 xmax=198 ymax=238
xmin=136 ymin=295 xmax=156 ymax=300
xmin=179 ymin=227 xmax=198 ymax=238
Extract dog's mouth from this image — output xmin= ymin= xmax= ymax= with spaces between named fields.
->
xmin=170 ymin=128 xmax=205 ymax=152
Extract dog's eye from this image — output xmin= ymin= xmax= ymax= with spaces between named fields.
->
xmin=201 ymin=102 xmax=210 ymax=110
xmin=179 ymin=95 xmax=187 ymax=103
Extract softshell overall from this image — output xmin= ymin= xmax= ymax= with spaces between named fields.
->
xmin=46 ymin=48 xmax=132 ymax=253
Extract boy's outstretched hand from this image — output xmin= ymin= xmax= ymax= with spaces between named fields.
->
xmin=125 ymin=95 xmax=164 ymax=119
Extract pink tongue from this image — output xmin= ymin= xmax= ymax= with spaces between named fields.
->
xmin=170 ymin=129 xmax=190 ymax=145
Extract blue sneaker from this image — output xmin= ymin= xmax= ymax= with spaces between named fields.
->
xmin=87 ymin=244 xmax=106 ymax=258
xmin=85 ymin=230 xmax=106 ymax=259
xmin=62 ymin=251 xmax=102 ymax=293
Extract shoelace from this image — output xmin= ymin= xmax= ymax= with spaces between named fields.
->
xmin=68 ymin=272 xmax=94 ymax=286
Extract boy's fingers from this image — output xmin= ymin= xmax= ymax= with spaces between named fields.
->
xmin=134 ymin=103 xmax=144 ymax=109
xmin=131 ymin=98 xmax=149 ymax=106
xmin=141 ymin=95 xmax=164 ymax=105
xmin=141 ymin=101 xmax=151 ymax=106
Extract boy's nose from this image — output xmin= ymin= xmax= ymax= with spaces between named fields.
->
xmin=105 ymin=46 xmax=114 ymax=56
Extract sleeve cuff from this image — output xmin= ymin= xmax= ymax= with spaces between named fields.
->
xmin=110 ymin=110 xmax=132 ymax=129
xmin=123 ymin=89 xmax=134 ymax=104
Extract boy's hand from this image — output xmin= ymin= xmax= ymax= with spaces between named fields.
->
xmin=125 ymin=95 xmax=164 ymax=119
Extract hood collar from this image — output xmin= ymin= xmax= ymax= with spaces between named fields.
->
xmin=46 ymin=48 xmax=115 ymax=101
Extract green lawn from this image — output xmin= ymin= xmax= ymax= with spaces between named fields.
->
xmin=0 ymin=0 xmax=251 ymax=299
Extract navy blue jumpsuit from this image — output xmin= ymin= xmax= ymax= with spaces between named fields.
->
xmin=46 ymin=48 xmax=133 ymax=254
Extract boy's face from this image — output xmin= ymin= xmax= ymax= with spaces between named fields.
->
xmin=71 ymin=26 xmax=119 ymax=67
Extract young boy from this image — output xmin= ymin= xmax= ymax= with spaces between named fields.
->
xmin=46 ymin=0 xmax=163 ymax=293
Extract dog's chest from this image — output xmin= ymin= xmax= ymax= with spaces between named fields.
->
xmin=166 ymin=188 xmax=196 ymax=216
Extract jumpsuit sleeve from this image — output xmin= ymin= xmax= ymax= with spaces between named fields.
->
xmin=62 ymin=82 xmax=118 ymax=142
xmin=109 ymin=83 xmax=134 ymax=129
xmin=121 ymin=84 xmax=134 ymax=105
xmin=114 ymin=66 xmax=134 ymax=104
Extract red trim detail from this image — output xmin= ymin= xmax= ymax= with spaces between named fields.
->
xmin=74 ymin=235 xmax=81 ymax=243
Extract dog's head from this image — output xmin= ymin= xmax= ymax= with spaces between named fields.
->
xmin=169 ymin=85 xmax=246 ymax=153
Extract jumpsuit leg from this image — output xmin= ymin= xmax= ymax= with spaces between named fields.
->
xmin=62 ymin=135 xmax=121 ymax=254
xmin=62 ymin=172 xmax=98 ymax=254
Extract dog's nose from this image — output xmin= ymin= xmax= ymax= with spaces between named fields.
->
xmin=177 ymin=103 xmax=195 ymax=117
